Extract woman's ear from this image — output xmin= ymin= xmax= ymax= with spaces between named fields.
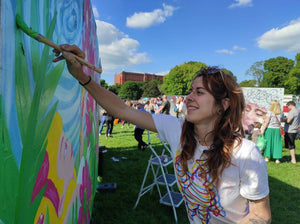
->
xmin=222 ymin=98 xmax=230 ymax=111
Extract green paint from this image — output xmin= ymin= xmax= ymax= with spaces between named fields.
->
xmin=0 ymin=96 xmax=19 ymax=224
xmin=11 ymin=1 xmax=98 ymax=223
xmin=14 ymin=9 xmax=64 ymax=223
xmin=88 ymin=110 xmax=97 ymax=207
xmin=45 ymin=206 xmax=50 ymax=224
xmin=16 ymin=14 xmax=39 ymax=39
xmin=30 ymin=0 xmax=48 ymax=82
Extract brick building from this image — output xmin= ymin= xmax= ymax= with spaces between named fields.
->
xmin=114 ymin=71 xmax=164 ymax=85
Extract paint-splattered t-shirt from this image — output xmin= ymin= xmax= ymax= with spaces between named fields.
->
xmin=152 ymin=114 xmax=269 ymax=224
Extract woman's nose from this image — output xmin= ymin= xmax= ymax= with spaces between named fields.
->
xmin=186 ymin=93 xmax=193 ymax=102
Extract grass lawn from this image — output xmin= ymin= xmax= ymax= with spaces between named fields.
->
xmin=91 ymin=123 xmax=300 ymax=224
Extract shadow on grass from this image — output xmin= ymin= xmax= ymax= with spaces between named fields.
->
xmin=91 ymin=144 xmax=188 ymax=224
xmin=280 ymin=153 xmax=300 ymax=163
xmin=268 ymin=176 xmax=300 ymax=224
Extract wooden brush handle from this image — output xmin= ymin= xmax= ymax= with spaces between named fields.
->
xmin=40 ymin=35 xmax=102 ymax=74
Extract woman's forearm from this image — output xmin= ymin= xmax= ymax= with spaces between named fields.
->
xmin=239 ymin=196 xmax=271 ymax=224
xmin=82 ymin=74 xmax=157 ymax=132
xmin=84 ymin=77 xmax=127 ymax=118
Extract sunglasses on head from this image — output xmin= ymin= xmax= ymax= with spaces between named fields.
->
xmin=207 ymin=68 xmax=225 ymax=83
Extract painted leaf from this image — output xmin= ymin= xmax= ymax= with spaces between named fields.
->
xmin=0 ymin=96 xmax=19 ymax=224
xmin=15 ymin=35 xmax=31 ymax=141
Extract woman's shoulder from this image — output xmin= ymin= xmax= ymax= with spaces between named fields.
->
xmin=233 ymin=138 xmax=259 ymax=157
xmin=152 ymin=114 xmax=183 ymax=127
xmin=241 ymin=138 xmax=256 ymax=148
xmin=152 ymin=114 xmax=183 ymax=133
xmin=152 ymin=114 xmax=183 ymax=151
xmin=267 ymin=111 xmax=281 ymax=119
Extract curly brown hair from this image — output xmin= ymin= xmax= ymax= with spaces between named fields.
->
xmin=179 ymin=67 xmax=245 ymax=187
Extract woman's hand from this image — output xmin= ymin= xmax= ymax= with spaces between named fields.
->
xmin=52 ymin=44 xmax=87 ymax=82
xmin=52 ymin=45 xmax=157 ymax=133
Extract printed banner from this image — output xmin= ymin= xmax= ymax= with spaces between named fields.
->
xmin=242 ymin=87 xmax=284 ymax=134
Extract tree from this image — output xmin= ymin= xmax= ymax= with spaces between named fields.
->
xmin=245 ymin=61 xmax=264 ymax=86
xmin=222 ymin=69 xmax=238 ymax=82
xmin=142 ymin=80 xmax=162 ymax=97
xmin=108 ymin=83 xmax=121 ymax=95
xmin=262 ymin=56 xmax=294 ymax=88
xmin=295 ymin=52 xmax=300 ymax=64
xmin=284 ymin=52 xmax=300 ymax=94
xmin=239 ymin=79 xmax=257 ymax=87
xmin=100 ymin=79 xmax=108 ymax=89
xmin=162 ymin=61 xmax=207 ymax=95
xmin=118 ymin=81 xmax=143 ymax=100
xmin=136 ymin=81 xmax=146 ymax=92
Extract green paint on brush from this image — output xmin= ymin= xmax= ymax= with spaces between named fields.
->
xmin=16 ymin=14 xmax=40 ymax=40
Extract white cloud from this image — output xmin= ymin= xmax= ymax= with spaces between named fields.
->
xmin=215 ymin=49 xmax=235 ymax=54
xmin=126 ymin=4 xmax=178 ymax=28
xmin=96 ymin=20 xmax=151 ymax=71
xmin=257 ymin=17 xmax=300 ymax=52
xmin=216 ymin=45 xmax=246 ymax=54
xmin=229 ymin=0 xmax=253 ymax=8
xmin=233 ymin=45 xmax=246 ymax=51
xmin=156 ymin=70 xmax=170 ymax=76
xmin=92 ymin=6 xmax=99 ymax=19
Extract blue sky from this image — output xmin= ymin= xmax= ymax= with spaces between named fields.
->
xmin=91 ymin=0 xmax=300 ymax=85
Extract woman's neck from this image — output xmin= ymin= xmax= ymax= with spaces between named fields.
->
xmin=194 ymin=125 xmax=214 ymax=146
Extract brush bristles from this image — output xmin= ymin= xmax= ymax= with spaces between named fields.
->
xmin=16 ymin=14 xmax=39 ymax=39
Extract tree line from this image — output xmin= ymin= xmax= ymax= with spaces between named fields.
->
xmin=100 ymin=52 xmax=300 ymax=100
xmin=242 ymin=52 xmax=300 ymax=94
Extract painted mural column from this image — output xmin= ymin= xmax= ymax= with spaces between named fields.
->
xmin=0 ymin=0 xmax=100 ymax=223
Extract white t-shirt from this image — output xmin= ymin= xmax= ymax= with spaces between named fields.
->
xmin=152 ymin=114 xmax=269 ymax=224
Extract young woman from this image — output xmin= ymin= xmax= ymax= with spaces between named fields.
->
xmin=53 ymin=44 xmax=271 ymax=224
xmin=261 ymin=100 xmax=283 ymax=164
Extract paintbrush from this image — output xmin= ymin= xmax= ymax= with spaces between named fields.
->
xmin=15 ymin=14 xmax=102 ymax=74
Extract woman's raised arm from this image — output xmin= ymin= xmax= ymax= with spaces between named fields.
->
xmin=53 ymin=44 xmax=157 ymax=133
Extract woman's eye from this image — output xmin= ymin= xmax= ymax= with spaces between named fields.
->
xmin=245 ymin=106 xmax=251 ymax=112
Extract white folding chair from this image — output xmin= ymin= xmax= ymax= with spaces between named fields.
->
xmin=133 ymin=131 xmax=183 ymax=222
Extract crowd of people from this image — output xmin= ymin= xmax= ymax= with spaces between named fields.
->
xmin=98 ymin=95 xmax=187 ymax=150
xmin=249 ymin=100 xmax=299 ymax=164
